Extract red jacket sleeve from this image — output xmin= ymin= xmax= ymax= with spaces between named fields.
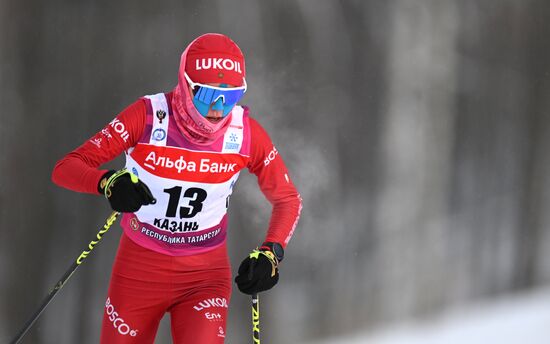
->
xmin=247 ymin=117 xmax=303 ymax=248
xmin=51 ymin=99 xmax=146 ymax=194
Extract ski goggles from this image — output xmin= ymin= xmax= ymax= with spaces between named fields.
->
xmin=184 ymin=72 xmax=247 ymax=107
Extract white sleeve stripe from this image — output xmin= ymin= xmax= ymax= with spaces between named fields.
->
xmin=284 ymin=194 xmax=303 ymax=245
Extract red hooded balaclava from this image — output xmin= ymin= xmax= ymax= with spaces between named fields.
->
xmin=172 ymin=33 xmax=246 ymax=145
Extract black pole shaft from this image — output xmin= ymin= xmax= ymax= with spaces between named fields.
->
xmin=252 ymin=293 xmax=260 ymax=344
xmin=10 ymin=211 xmax=120 ymax=344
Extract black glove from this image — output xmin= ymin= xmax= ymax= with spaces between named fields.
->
xmin=98 ymin=169 xmax=156 ymax=212
xmin=235 ymin=242 xmax=284 ymax=295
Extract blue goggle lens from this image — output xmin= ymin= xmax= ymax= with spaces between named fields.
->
xmin=193 ymin=97 xmax=235 ymax=117
xmin=193 ymin=86 xmax=245 ymax=107
xmin=185 ymin=72 xmax=247 ymax=118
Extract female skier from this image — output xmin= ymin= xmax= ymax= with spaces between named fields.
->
xmin=52 ymin=33 xmax=302 ymax=343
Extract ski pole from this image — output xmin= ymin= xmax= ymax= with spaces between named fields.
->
xmin=10 ymin=211 xmax=120 ymax=344
xmin=251 ymin=293 xmax=260 ymax=343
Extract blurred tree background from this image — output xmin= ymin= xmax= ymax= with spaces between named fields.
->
xmin=2 ymin=0 xmax=550 ymax=343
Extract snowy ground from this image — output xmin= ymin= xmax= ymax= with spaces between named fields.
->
xmin=300 ymin=287 xmax=550 ymax=344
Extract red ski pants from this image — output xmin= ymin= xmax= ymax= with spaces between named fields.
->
xmin=100 ymin=233 xmax=232 ymax=343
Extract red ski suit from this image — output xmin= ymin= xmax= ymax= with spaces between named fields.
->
xmin=52 ymin=94 xmax=302 ymax=343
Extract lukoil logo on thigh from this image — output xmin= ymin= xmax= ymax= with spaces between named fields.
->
xmin=105 ymin=297 xmax=139 ymax=337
